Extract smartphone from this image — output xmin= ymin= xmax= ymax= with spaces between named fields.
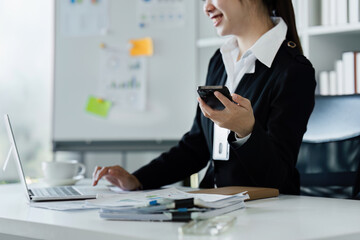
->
xmin=197 ymin=86 xmax=232 ymax=110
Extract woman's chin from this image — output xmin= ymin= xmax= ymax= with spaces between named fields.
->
xmin=215 ymin=28 xmax=228 ymax=37
xmin=216 ymin=30 xmax=225 ymax=37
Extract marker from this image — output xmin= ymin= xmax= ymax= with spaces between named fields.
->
xmin=147 ymin=198 xmax=197 ymax=209
xmin=148 ymin=198 xmax=173 ymax=206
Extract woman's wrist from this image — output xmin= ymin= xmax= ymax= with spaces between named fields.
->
xmin=131 ymin=175 xmax=142 ymax=190
xmin=235 ymin=131 xmax=251 ymax=139
xmin=235 ymin=125 xmax=254 ymax=138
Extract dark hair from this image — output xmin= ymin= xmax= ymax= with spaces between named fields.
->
xmin=262 ymin=0 xmax=303 ymax=54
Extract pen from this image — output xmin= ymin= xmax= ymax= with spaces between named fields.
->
xmin=148 ymin=198 xmax=197 ymax=209
xmin=163 ymin=211 xmax=201 ymax=222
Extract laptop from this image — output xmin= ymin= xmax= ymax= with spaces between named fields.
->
xmin=3 ymin=114 xmax=107 ymax=202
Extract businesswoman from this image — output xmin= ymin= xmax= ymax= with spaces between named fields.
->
xmin=93 ymin=0 xmax=316 ymax=194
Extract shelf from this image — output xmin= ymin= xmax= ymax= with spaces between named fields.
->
xmin=306 ymin=23 xmax=360 ymax=36
xmin=197 ymin=25 xmax=360 ymax=49
xmin=315 ymin=94 xmax=360 ymax=98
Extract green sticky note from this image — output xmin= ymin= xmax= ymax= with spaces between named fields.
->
xmin=86 ymin=96 xmax=112 ymax=117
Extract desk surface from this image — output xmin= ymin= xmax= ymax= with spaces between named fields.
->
xmin=1 ymin=183 xmax=360 ymax=240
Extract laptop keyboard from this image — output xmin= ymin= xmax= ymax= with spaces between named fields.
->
xmin=31 ymin=186 xmax=81 ymax=197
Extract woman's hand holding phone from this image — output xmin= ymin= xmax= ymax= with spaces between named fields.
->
xmin=197 ymin=86 xmax=255 ymax=138
xmin=197 ymin=86 xmax=233 ymax=110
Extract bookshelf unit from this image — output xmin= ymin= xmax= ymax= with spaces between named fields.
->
xmin=302 ymin=0 xmax=360 ymax=94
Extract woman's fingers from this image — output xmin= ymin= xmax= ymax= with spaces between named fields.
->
xmin=214 ymin=91 xmax=233 ymax=109
xmin=104 ymin=174 xmax=122 ymax=187
xmin=197 ymin=97 xmax=213 ymax=117
xmin=92 ymin=166 xmax=101 ymax=178
xmin=92 ymin=166 xmax=110 ymax=186
xmin=92 ymin=165 xmax=139 ymax=190
xmin=231 ymin=93 xmax=251 ymax=110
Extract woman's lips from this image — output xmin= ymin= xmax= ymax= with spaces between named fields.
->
xmin=212 ymin=14 xmax=223 ymax=27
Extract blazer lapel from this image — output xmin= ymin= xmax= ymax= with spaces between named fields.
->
xmin=234 ymin=60 xmax=266 ymax=95
xmin=219 ymin=70 xmax=227 ymax=86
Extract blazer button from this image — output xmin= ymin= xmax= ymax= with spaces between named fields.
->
xmin=287 ymin=41 xmax=296 ymax=48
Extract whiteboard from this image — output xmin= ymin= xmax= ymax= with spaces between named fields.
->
xmin=53 ymin=0 xmax=197 ymax=150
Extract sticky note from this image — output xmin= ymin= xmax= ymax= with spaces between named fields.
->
xmin=85 ymin=96 xmax=112 ymax=117
xmin=129 ymin=37 xmax=153 ymax=56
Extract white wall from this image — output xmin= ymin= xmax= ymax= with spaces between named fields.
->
xmin=0 ymin=0 xmax=54 ymax=180
xmin=0 ymin=0 xmax=182 ymax=182
xmin=0 ymin=0 xmax=202 ymax=185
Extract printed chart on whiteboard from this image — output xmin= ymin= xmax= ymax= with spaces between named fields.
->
xmin=98 ymin=48 xmax=147 ymax=112
xmin=60 ymin=0 xmax=109 ymax=37
xmin=137 ymin=0 xmax=185 ymax=28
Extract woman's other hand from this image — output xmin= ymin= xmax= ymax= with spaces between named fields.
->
xmin=198 ymin=91 xmax=255 ymax=138
xmin=92 ymin=165 xmax=141 ymax=191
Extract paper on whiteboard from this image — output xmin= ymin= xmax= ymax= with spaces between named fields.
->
xmin=137 ymin=0 xmax=185 ymax=29
xmin=60 ymin=0 xmax=109 ymax=37
xmin=98 ymin=48 xmax=147 ymax=112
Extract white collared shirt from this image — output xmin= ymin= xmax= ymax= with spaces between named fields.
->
xmin=217 ymin=17 xmax=288 ymax=146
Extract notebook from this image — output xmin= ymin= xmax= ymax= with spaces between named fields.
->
xmin=3 ymin=114 xmax=108 ymax=202
xmin=190 ymin=186 xmax=279 ymax=201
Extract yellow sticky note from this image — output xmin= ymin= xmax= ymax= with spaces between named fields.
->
xmin=129 ymin=37 xmax=153 ymax=56
xmin=85 ymin=96 xmax=112 ymax=117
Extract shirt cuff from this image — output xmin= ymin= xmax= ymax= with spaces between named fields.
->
xmin=232 ymin=132 xmax=252 ymax=147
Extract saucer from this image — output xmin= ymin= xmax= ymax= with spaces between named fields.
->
xmin=43 ymin=175 xmax=84 ymax=187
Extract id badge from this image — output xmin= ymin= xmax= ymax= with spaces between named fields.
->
xmin=213 ymin=124 xmax=230 ymax=161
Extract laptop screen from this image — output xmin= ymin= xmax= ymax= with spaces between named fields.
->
xmin=4 ymin=114 xmax=31 ymax=201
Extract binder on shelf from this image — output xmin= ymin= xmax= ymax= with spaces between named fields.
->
xmin=336 ymin=0 xmax=348 ymax=25
xmin=309 ymin=0 xmax=322 ymax=27
xmin=292 ymin=0 xmax=307 ymax=30
xmin=349 ymin=0 xmax=360 ymax=24
xmin=330 ymin=0 xmax=337 ymax=26
xmin=322 ymin=0 xmax=331 ymax=26
xmin=319 ymin=71 xmax=330 ymax=95
xmin=342 ymin=52 xmax=357 ymax=95
xmin=335 ymin=60 xmax=344 ymax=95
xmin=329 ymin=71 xmax=337 ymax=95
xmin=190 ymin=186 xmax=279 ymax=201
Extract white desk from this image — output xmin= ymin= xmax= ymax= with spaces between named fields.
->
xmin=1 ymin=183 xmax=360 ymax=240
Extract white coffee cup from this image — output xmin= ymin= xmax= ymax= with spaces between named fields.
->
xmin=42 ymin=160 xmax=85 ymax=180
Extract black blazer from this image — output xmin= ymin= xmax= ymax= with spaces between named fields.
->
xmin=133 ymin=41 xmax=316 ymax=194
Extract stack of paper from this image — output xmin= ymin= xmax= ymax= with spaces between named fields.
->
xmin=86 ymin=187 xmax=249 ymax=222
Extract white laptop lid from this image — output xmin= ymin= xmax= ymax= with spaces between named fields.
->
xmin=3 ymin=114 xmax=107 ymax=202
xmin=4 ymin=114 xmax=31 ymax=201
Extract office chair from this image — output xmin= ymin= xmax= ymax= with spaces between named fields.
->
xmin=354 ymin=160 xmax=360 ymax=199
xmin=297 ymin=95 xmax=360 ymax=199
